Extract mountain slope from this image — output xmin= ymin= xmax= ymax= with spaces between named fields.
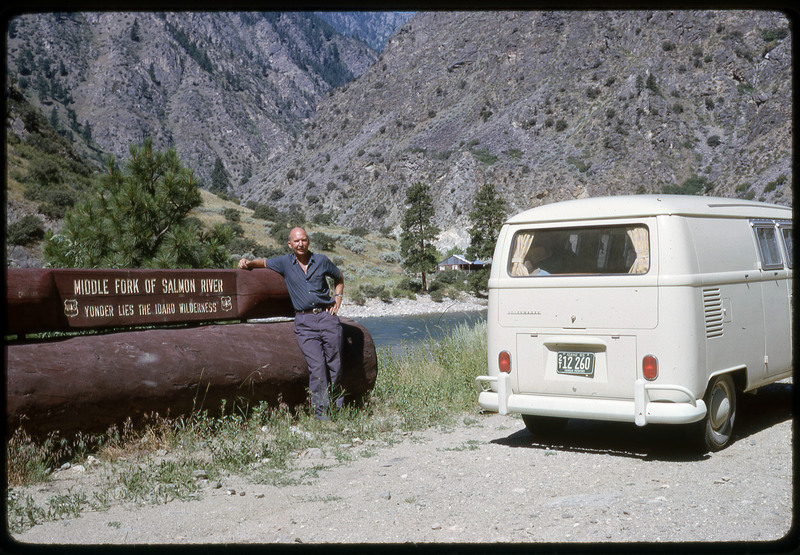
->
xmin=315 ymin=12 xmax=414 ymax=51
xmin=238 ymin=10 xmax=792 ymax=248
xmin=6 ymin=12 xmax=378 ymax=186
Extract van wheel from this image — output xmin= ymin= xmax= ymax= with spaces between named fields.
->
xmin=522 ymin=415 xmax=568 ymax=436
xmin=694 ymin=374 xmax=737 ymax=452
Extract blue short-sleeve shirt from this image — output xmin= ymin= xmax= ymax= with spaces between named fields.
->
xmin=264 ymin=252 xmax=342 ymax=312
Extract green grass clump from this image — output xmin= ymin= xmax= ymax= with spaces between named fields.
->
xmin=372 ymin=321 xmax=487 ymax=430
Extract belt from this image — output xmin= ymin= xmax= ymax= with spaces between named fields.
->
xmin=296 ymin=306 xmax=332 ymax=315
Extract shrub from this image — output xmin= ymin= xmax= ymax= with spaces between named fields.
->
xmin=379 ymin=251 xmax=401 ymax=264
xmin=429 ymin=289 xmax=444 ymax=302
xmin=586 ymin=87 xmax=601 ymax=100
xmin=392 ymin=288 xmax=416 ymax=300
xmin=707 ymin=135 xmax=722 ymax=147
xmin=471 ymin=148 xmax=497 ymax=165
xmin=467 ymin=267 xmax=490 ymax=295
xmin=223 ymin=208 xmax=241 ymax=222
xmin=567 ymin=156 xmax=591 ymax=173
xmin=224 ymin=222 xmax=244 ymax=237
xmin=350 ymin=289 xmax=366 ymax=306
xmin=358 ymin=283 xmax=386 ymax=299
xmin=312 ymin=212 xmax=336 ymax=226
xmin=7 ymin=214 xmax=45 ymax=246
xmin=252 ymin=204 xmax=278 ymax=221
xmin=24 ymin=183 xmax=77 ymax=210
xmin=253 ymin=245 xmax=286 ymax=259
xmin=646 ymin=74 xmax=659 ymax=94
xmin=349 ymin=226 xmax=369 ymax=237
xmin=761 ymin=28 xmax=788 ymax=42
xmin=311 ymin=232 xmax=337 ymax=251
xmin=555 ymin=120 xmax=568 ymax=132
xmin=763 ymin=175 xmax=786 ymax=194
xmin=227 ymin=236 xmax=257 ymax=255
xmin=340 ymin=235 xmax=366 ymax=254
xmin=662 ymin=174 xmax=711 ymax=195
xmin=398 ymin=276 xmax=423 ymax=293
xmin=432 ymin=269 xmax=462 ymax=287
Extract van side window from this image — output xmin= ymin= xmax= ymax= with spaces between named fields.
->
xmin=753 ymin=224 xmax=783 ymax=269
xmin=779 ymin=225 xmax=793 ymax=268
xmin=508 ymin=225 xmax=649 ymax=276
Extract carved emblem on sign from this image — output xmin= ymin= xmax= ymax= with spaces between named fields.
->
xmin=64 ymin=299 xmax=79 ymax=318
xmin=221 ymin=296 xmax=233 ymax=311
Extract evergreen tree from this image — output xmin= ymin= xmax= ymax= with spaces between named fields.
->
xmin=82 ymin=120 xmax=92 ymax=143
xmin=400 ymin=182 xmax=440 ymax=292
xmin=210 ymin=157 xmax=231 ymax=194
xmin=466 ymin=182 xmax=506 ymax=261
xmin=43 ymin=138 xmax=233 ymax=268
xmin=48 ymin=107 xmax=59 ymax=129
xmin=130 ymin=18 xmax=141 ymax=42
xmin=466 ymin=183 xmax=506 ymax=295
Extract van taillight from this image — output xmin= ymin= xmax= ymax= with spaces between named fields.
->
xmin=642 ymin=355 xmax=658 ymax=380
xmin=499 ymin=351 xmax=511 ymax=373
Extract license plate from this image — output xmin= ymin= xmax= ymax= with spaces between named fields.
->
xmin=557 ymin=351 xmax=595 ymax=376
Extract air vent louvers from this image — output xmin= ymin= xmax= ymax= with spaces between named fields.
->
xmin=703 ymin=288 xmax=724 ymax=338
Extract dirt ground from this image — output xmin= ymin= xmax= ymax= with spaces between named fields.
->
xmin=6 ymin=380 xmax=793 ymax=551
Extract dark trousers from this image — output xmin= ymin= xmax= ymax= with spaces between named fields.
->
xmin=293 ymin=311 xmax=343 ymax=418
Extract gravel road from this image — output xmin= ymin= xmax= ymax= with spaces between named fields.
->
xmin=9 ymin=380 xmax=793 ymax=549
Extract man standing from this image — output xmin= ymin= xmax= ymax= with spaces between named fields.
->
xmin=239 ymin=227 xmax=345 ymax=419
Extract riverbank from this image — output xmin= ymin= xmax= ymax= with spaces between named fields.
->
xmin=337 ymin=293 xmax=488 ymax=319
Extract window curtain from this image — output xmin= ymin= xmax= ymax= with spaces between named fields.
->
xmin=626 ymin=226 xmax=650 ymax=274
xmin=511 ymin=232 xmax=535 ymax=276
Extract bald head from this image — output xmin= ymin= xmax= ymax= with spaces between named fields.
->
xmin=288 ymin=227 xmax=310 ymax=261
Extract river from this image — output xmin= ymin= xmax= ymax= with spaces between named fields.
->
xmin=351 ymin=310 xmax=487 ymax=352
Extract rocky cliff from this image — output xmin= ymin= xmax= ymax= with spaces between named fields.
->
xmin=237 ymin=11 xmax=792 ymax=247
xmin=6 ymin=12 xmax=379 ymax=185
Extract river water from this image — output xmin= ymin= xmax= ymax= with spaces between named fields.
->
xmin=351 ymin=310 xmax=487 ymax=352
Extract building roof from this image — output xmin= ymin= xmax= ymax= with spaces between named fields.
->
xmin=438 ymin=254 xmax=471 ymax=266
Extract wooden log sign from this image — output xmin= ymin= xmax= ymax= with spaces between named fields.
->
xmin=6 ymin=268 xmax=295 ymax=336
xmin=6 ymin=268 xmax=379 ymax=437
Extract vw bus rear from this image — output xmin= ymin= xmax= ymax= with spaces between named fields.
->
xmin=475 ymin=195 xmax=793 ymax=451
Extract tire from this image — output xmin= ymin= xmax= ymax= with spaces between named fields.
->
xmin=522 ymin=414 xmax=568 ymax=436
xmin=693 ymin=373 xmax=737 ymax=452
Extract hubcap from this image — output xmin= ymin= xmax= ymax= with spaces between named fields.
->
xmin=709 ymin=384 xmax=731 ymax=431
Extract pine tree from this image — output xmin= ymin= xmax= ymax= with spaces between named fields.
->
xmin=210 ymin=157 xmax=231 ymax=194
xmin=48 ymin=107 xmax=59 ymax=129
xmin=130 ymin=18 xmax=141 ymax=42
xmin=43 ymin=138 xmax=233 ymax=268
xmin=466 ymin=182 xmax=506 ymax=261
xmin=466 ymin=183 xmax=506 ymax=295
xmin=400 ymin=182 xmax=440 ymax=292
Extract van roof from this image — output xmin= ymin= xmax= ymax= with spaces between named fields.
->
xmin=506 ymin=195 xmax=793 ymax=224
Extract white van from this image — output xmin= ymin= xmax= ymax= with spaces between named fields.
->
xmin=475 ymin=195 xmax=792 ymax=451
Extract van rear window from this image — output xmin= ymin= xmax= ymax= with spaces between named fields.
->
xmin=508 ymin=225 xmax=650 ymax=276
